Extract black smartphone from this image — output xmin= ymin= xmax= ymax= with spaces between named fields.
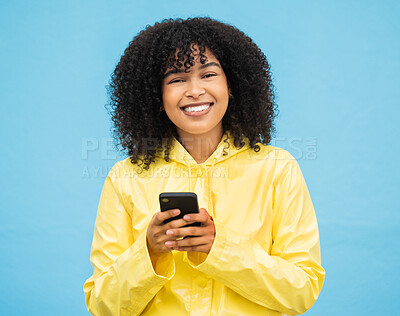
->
xmin=159 ymin=192 xmax=200 ymax=227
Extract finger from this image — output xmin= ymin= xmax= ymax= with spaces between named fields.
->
xmin=199 ymin=208 xmax=211 ymax=216
xmin=165 ymin=235 xmax=211 ymax=248
xmin=183 ymin=208 xmax=212 ymax=224
xmin=165 ymin=219 xmax=197 ymax=232
xmin=154 ymin=209 xmax=180 ymax=225
xmin=173 ymin=244 xmax=211 ymax=253
xmin=166 ymin=226 xmax=204 ymax=238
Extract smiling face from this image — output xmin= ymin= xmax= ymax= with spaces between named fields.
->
xmin=161 ymin=48 xmax=229 ymax=142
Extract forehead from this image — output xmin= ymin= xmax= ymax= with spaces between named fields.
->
xmin=164 ymin=45 xmax=220 ymax=72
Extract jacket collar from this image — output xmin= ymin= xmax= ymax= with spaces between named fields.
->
xmin=162 ymin=131 xmax=250 ymax=166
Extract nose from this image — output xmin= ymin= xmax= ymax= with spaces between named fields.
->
xmin=185 ymin=78 xmax=205 ymax=98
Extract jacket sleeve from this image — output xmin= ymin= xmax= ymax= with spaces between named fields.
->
xmin=83 ymin=165 xmax=175 ymax=316
xmin=187 ymin=154 xmax=325 ymax=315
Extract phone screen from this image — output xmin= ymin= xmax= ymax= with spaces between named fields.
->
xmin=159 ymin=192 xmax=200 ymax=226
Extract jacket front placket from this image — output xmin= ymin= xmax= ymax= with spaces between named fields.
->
xmin=187 ymin=164 xmax=213 ymax=316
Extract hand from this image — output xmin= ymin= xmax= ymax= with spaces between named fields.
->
xmin=164 ymin=208 xmax=215 ymax=253
xmin=146 ymin=209 xmax=197 ymax=256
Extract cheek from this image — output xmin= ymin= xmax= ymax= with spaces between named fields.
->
xmin=162 ymin=87 xmax=180 ymax=106
xmin=214 ymin=80 xmax=229 ymax=101
xmin=162 ymin=93 xmax=173 ymax=112
xmin=162 ymin=90 xmax=181 ymax=123
xmin=217 ymin=87 xmax=229 ymax=108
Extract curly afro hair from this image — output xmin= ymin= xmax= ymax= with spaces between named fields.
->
xmin=108 ymin=17 xmax=277 ymax=169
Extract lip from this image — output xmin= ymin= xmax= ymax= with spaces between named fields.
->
xmin=180 ymin=102 xmax=213 ymax=117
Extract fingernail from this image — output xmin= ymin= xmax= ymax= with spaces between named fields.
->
xmin=183 ymin=215 xmax=190 ymax=220
xmin=173 ymin=209 xmax=180 ymax=215
xmin=165 ymin=241 xmax=172 ymax=246
xmin=166 ymin=230 xmax=173 ymax=235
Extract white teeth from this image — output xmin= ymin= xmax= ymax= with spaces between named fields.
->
xmin=183 ymin=104 xmax=211 ymax=112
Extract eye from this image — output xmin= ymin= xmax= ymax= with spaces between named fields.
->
xmin=168 ymin=78 xmax=185 ymax=84
xmin=202 ymin=73 xmax=217 ymax=79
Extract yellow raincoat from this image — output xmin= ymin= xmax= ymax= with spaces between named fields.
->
xmin=83 ymin=133 xmax=325 ymax=315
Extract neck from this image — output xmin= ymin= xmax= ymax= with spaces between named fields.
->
xmin=177 ymin=127 xmax=224 ymax=164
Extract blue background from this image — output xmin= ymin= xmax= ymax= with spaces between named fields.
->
xmin=1 ymin=1 xmax=399 ymax=315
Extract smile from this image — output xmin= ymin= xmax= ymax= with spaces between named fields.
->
xmin=181 ymin=102 xmax=213 ymax=112
xmin=180 ymin=103 xmax=214 ymax=116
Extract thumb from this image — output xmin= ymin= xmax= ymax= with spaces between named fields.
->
xmin=199 ymin=208 xmax=213 ymax=221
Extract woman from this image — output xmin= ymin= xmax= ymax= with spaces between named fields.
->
xmin=84 ymin=17 xmax=325 ymax=315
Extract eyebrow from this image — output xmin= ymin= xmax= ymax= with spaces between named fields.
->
xmin=162 ymin=62 xmax=221 ymax=79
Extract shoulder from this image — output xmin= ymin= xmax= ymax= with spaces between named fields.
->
xmin=106 ymin=155 xmax=169 ymax=181
xmin=259 ymin=145 xmax=307 ymax=186
xmin=256 ymin=144 xmax=296 ymax=161
xmin=240 ymin=144 xmax=297 ymax=167
xmin=245 ymin=144 xmax=304 ymax=180
xmin=106 ymin=157 xmax=136 ymax=180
